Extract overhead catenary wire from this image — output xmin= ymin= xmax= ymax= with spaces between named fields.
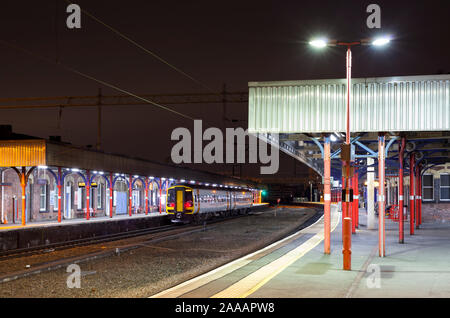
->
xmin=0 ymin=39 xmax=196 ymax=122
xmin=63 ymin=0 xmax=218 ymax=94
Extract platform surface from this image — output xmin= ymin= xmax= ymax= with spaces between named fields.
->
xmin=0 ymin=212 xmax=165 ymax=231
xmin=0 ymin=203 xmax=269 ymax=231
xmin=153 ymin=206 xmax=450 ymax=298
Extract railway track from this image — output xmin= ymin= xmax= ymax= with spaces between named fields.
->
xmin=0 ymin=211 xmax=262 ymax=284
xmin=0 ymin=210 xmax=258 ymax=262
xmin=0 ymin=224 xmax=180 ymax=261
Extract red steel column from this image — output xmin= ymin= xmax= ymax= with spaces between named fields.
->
xmin=350 ymin=175 xmax=356 ymax=234
xmin=20 ymin=167 xmax=27 ymax=226
xmin=341 ymin=46 xmax=352 ymax=248
xmin=109 ymin=173 xmax=113 ymax=218
xmin=57 ymin=167 xmax=62 ymax=223
xmin=324 ymin=136 xmax=331 ymax=254
xmin=398 ymin=137 xmax=405 ymax=243
xmin=129 ymin=175 xmax=133 ymax=216
xmin=415 ymin=164 xmax=420 ymax=229
xmin=342 ymin=175 xmax=347 ymax=228
xmin=378 ymin=134 xmax=386 ymax=257
xmin=343 ymin=217 xmax=352 ymax=270
xmin=86 ymin=170 xmax=90 ymax=220
xmin=159 ymin=179 xmax=162 ymax=214
xmin=409 ymin=154 xmax=415 ymax=235
xmin=354 ymin=171 xmax=359 ymax=229
xmin=419 ymin=166 xmax=422 ymax=225
xmin=149 ymin=181 xmax=154 ymax=212
xmin=145 ymin=179 xmax=149 ymax=215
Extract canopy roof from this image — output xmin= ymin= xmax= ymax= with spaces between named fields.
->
xmin=248 ymin=74 xmax=450 ymax=134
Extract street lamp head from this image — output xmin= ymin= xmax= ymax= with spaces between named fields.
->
xmin=309 ymin=38 xmax=328 ymax=48
xmin=371 ymin=36 xmax=391 ymax=47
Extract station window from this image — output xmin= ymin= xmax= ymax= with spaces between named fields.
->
xmin=77 ymin=187 xmax=86 ymax=210
xmin=90 ymin=187 xmax=94 ymax=209
xmin=40 ymin=184 xmax=48 ymax=211
xmin=53 ymin=182 xmax=58 ymax=211
xmin=97 ymin=184 xmax=103 ymax=209
xmin=440 ymin=174 xmax=450 ymax=201
xmin=422 ymin=174 xmax=434 ymax=201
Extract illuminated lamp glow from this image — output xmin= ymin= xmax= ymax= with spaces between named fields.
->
xmin=372 ymin=36 xmax=390 ymax=46
xmin=309 ymin=38 xmax=327 ymax=48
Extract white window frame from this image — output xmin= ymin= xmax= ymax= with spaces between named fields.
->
xmin=440 ymin=174 xmax=450 ymax=202
xmin=90 ymin=187 xmax=94 ymax=209
xmin=40 ymin=184 xmax=47 ymax=212
xmin=97 ymin=184 xmax=103 ymax=209
xmin=77 ymin=187 xmax=83 ymax=210
xmin=53 ymin=182 xmax=58 ymax=211
xmin=422 ymin=174 xmax=434 ymax=202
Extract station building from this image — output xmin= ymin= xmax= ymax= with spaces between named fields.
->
xmin=0 ymin=125 xmax=260 ymax=225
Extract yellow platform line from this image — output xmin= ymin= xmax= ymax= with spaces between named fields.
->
xmin=211 ymin=207 xmax=340 ymax=298
xmin=150 ymin=209 xmax=328 ymax=298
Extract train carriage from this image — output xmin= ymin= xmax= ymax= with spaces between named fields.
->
xmin=166 ymin=184 xmax=253 ymax=223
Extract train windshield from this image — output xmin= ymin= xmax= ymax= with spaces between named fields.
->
xmin=185 ymin=189 xmax=193 ymax=205
xmin=167 ymin=188 xmax=176 ymax=207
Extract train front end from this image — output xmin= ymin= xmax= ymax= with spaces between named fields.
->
xmin=166 ymin=185 xmax=195 ymax=223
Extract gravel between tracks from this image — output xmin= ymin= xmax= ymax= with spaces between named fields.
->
xmin=0 ymin=207 xmax=320 ymax=298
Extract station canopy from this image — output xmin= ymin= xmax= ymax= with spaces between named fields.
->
xmin=0 ymin=128 xmax=259 ymax=189
xmin=248 ymin=74 xmax=450 ymax=178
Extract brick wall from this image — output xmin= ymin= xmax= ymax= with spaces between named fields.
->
xmin=422 ymin=203 xmax=450 ymax=223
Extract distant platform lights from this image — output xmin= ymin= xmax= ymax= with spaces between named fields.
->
xmin=34 ymin=168 xmax=253 ymax=191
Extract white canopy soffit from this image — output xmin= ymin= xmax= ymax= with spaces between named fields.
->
xmin=248 ymin=74 xmax=450 ymax=134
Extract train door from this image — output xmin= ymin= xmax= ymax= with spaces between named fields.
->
xmin=176 ymin=189 xmax=184 ymax=212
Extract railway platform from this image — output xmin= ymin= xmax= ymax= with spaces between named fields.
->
xmin=0 ymin=212 xmax=164 ymax=231
xmin=0 ymin=203 xmax=270 ymax=252
xmin=153 ymin=205 xmax=450 ymax=298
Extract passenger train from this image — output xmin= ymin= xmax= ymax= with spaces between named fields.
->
xmin=166 ymin=184 xmax=253 ymax=223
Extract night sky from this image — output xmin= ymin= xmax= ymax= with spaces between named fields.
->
xmin=0 ymin=0 xmax=449 ymax=181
